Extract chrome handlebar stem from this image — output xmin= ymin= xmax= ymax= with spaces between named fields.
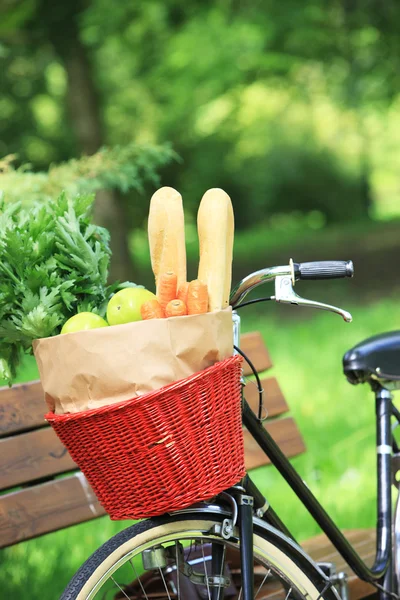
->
xmin=229 ymin=265 xmax=292 ymax=307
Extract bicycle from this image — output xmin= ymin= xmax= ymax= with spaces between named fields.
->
xmin=61 ymin=259 xmax=400 ymax=600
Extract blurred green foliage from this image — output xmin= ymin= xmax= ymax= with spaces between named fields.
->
xmin=0 ymin=144 xmax=176 ymax=204
xmin=1 ymin=0 xmax=400 ymax=232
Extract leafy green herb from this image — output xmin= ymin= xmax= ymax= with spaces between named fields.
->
xmin=0 ymin=192 xmax=132 ymax=383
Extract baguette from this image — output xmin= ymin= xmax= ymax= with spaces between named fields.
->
xmin=197 ymin=188 xmax=234 ymax=311
xmin=148 ymin=187 xmax=187 ymax=294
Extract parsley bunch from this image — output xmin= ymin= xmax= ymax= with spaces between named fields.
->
xmin=0 ymin=192 xmax=125 ymax=383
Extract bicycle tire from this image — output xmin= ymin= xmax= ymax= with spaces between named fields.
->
xmin=61 ymin=511 xmax=340 ymax=600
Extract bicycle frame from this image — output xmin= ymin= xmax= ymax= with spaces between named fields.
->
xmin=228 ymin=261 xmax=399 ymax=600
xmin=234 ymin=335 xmax=395 ymax=600
xmin=242 ymin=395 xmax=393 ymax=594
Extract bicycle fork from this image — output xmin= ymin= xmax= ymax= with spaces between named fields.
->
xmin=209 ymin=486 xmax=254 ymax=600
xmin=232 ymin=311 xmax=255 ymax=599
xmin=238 ymin=493 xmax=255 ymax=600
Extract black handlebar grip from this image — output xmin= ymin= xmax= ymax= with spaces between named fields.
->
xmin=294 ymin=260 xmax=354 ymax=280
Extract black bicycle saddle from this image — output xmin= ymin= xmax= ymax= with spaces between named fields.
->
xmin=343 ymin=331 xmax=400 ymax=386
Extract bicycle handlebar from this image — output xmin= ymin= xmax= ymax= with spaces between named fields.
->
xmin=294 ymin=260 xmax=354 ymax=281
xmin=230 ymin=258 xmax=354 ymax=321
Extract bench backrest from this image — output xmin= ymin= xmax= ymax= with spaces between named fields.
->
xmin=0 ymin=331 xmax=305 ymax=548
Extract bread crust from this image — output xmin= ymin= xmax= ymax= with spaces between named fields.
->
xmin=148 ymin=187 xmax=187 ymax=294
xmin=197 ymin=188 xmax=234 ymax=311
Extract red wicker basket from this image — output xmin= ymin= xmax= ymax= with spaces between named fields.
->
xmin=45 ymin=355 xmax=245 ymax=520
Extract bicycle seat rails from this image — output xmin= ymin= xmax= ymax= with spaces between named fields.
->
xmin=343 ymin=331 xmax=400 ymax=390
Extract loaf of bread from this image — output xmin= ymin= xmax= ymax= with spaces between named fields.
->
xmin=148 ymin=187 xmax=187 ymax=294
xmin=197 ymin=188 xmax=234 ymax=311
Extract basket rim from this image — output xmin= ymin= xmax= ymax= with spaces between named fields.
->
xmin=45 ymin=354 xmax=242 ymax=423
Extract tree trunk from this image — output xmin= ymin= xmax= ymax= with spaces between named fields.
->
xmin=61 ymin=40 xmax=103 ymax=155
xmin=342 ymin=0 xmax=373 ymax=219
xmin=37 ymin=0 xmax=133 ymax=282
xmin=93 ymin=190 xmax=134 ymax=282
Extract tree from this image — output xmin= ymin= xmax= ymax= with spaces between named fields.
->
xmin=2 ymin=0 xmax=400 ymax=230
xmin=0 ymin=0 xmax=173 ymax=279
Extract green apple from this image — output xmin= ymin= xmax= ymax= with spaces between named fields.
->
xmin=61 ymin=312 xmax=109 ymax=334
xmin=107 ymin=287 xmax=157 ymax=325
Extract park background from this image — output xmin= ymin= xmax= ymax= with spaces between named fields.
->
xmin=1 ymin=1 xmax=400 ymax=598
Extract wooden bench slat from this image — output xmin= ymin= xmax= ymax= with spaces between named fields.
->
xmin=243 ymin=417 xmax=306 ymax=470
xmin=240 ymin=332 xmax=273 ymax=376
xmin=244 ymin=377 xmax=288 ymax=418
xmin=0 ymin=381 xmax=45 ymax=437
xmin=0 ymin=473 xmax=106 ymax=548
xmin=303 ymin=530 xmax=376 ymax=600
xmin=303 ymin=529 xmax=375 ymax=557
xmin=0 ymin=427 xmax=76 ymax=491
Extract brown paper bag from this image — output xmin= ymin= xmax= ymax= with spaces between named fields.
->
xmin=33 ymin=308 xmax=233 ymax=415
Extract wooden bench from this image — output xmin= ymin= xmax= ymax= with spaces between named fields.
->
xmin=0 ymin=331 xmax=375 ymax=598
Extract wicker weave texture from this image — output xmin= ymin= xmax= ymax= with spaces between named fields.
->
xmin=46 ymin=355 xmax=245 ymax=519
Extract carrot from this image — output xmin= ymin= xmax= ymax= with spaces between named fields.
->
xmin=187 ymin=280 xmax=209 ymax=315
xmin=157 ymin=271 xmax=178 ymax=313
xmin=141 ymin=298 xmax=164 ymax=320
xmin=165 ymin=299 xmax=187 ymax=318
xmin=177 ymin=282 xmax=189 ymax=304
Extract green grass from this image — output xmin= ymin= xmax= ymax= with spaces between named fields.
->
xmin=2 ymin=294 xmax=400 ymax=599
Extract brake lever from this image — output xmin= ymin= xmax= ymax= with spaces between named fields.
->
xmin=273 ymin=276 xmax=353 ymax=323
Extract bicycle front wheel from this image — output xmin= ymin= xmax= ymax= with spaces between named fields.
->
xmin=61 ymin=511 xmax=340 ymax=600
